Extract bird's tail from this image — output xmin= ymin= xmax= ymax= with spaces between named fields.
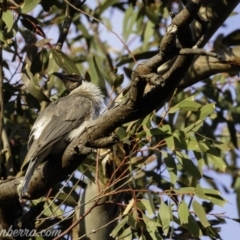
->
xmin=20 ymin=158 xmax=38 ymax=199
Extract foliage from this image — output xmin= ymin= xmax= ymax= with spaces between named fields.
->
xmin=0 ymin=0 xmax=240 ymax=239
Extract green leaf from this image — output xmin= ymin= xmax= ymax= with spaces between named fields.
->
xmin=0 ymin=31 xmax=5 ymax=42
xmin=142 ymin=215 xmax=162 ymax=240
xmin=177 ymin=100 xmax=201 ymax=111
xmin=91 ymin=56 xmax=107 ymax=95
xmin=128 ymin=212 xmax=137 ymax=228
xmin=212 ymin=141 xmax=230 ymax=152
xmin=22 ymin=73 xmax=49 ymax=102
xmin=118 ymin=227 xmax=132 ymax=240
xmin=202 ymin=188 xmax=222 ymax=196
xmin=35 ymin=236 xmax=44 ymax=240
xmin=123 ymin=6 xmax=137 ymax=40
xmin=186 ymin=136 xmax=201 ymax=151
xmin=2 ymin=11 xmax=14 ymax=33
xmin=195 ymin=184 xmax=206 ymax=199
xmin=79 ymin=163 xmax=95 ymax=183
xmin=21 ymin=0 xmax=41 ymax=13
xmin=31 ymin=49 xmax=49 ymax=75
xmin=110 ymin=215 xmax=128 ymax=238
xmin=169 ymin=96 xmax=201 ymax=113
xmin=206 ymin=153 xmax=226 ymax=172
xmin=98 ymin=0 xmax=119 ymax=15
xmin=147 ymin=191 xmax=156 ymax=215
xmin=157 ymin=125 xmax=174 ymax=149
xmin=173 ymin=129 xmax=187 ymax=149
xmin=196 ymin=185 xmax=227 ymax=206
xmin=233 ymin=176 xmax=240 ymax=192
xmin=222 ymin=29 xmax=240 ymax=46
xmin=164 ymin=154 xmax=177 ymax=185
xmin=159 ymin=200 xmax=171 ymax=235
xmin=186 ymin=214 xmax=202 ymax=237
xmin=56 ymin=192 xmax=78 ymax=207
xmin=178 ymin=202 xmax=189 ymax=225
xmin=202 ymin=188 xmax=227 ymax=206
xmin=50 ymin=49 xmax=80 ymax=75
xmin=140 ymin=234 xmax=147 ymax=240
xmin=150 ymin=126 xmax=172 ymax=137
xmin=145 ymin=6 xmax=159 ymax=23
xmin=174 ymin=187 xmax=195 ymax=195
xmin=198 ymin=103 xmax=215 ymax=121
xmin=192 ymin=200 xmax=210 ymax=228
xmin=143 ymin=20 xmax=154 ymax=49
xmin=176 ymin=153 xmax=202 ymax=180
xmin=198 ymin=141 xmax=210 ymax=152
xmin=113 ymin=74 xmax=124 ymax=88
xmin=44 ymin=199 xmax=63 ymax=217
xmin=116 ymin=127 xmax=127 ymax=139
xmin=131 ymin=155 xmax=156 ymax=167
xmin=143 ymin=113 xmax=152 ymax=130
xmin=226 ymin=120 xmax=238 ymax=148
xmin=141 ymin=199 xmax=155 ymax=216
xmin=183 ymin=119 xmax=204 ymax=133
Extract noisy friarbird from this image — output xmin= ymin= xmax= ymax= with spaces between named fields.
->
xmin=20 ymin=72 xmax=105 ymax=198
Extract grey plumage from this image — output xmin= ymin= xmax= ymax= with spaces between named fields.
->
xmin=20 ymin=73 xmax=105 ymax=198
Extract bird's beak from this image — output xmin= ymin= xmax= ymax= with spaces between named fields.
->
xmin=52 ymin=72 xmax=82 ymax=82
xmin=52 ymin=72 xmax=64 ymax=79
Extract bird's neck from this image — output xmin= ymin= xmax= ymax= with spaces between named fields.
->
xmin=70 ymin=81 xmax=104 ymax=104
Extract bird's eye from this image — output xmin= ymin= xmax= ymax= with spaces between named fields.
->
xmin=72 ymin=73 xmax=78 ymax=78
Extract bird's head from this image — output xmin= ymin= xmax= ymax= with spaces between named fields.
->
xmin=52 ymin=72 xmax=84 ymax=91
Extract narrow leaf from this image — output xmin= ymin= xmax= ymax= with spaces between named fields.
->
xmin=119 ymin=227 xmax=132 ymax=240
xmin=2 ymin=11 xmax=14 ymax=32
xmin=143 ymin=215 xmax=162 ymax=240
xmin=199 ymin=103 xmax=215 ymax=121
xmin=110 ymin=215 xmax=128 ymax=237
xmin=141 ymin=199 xmax=155 ymax=216
xmin=159 ymin=200 xmax=171 ymax=235
xmin=177 ymin=153 xmax=202 ymax=180
xmin=192 ymin=200 xmax=210 ymax=228
xmin=92 ymin=56 xmax=107 ymax=94
xmin=50 ymin=49 xmax=80 ymax=75
xmin=21 ymin=0 xmax=41 ymax=13
xmin=207 ymin=153 xmax=226 ymax=172
xmin=186 ymin=214 xmax=202 ymax=237
xmin=164 ymin=154 xmax=177 ymax=185
xmin=178 ymin=202 xmax=189 ymax=225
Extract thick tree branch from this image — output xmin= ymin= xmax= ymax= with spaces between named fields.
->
xmin=178 ymin=46 xmax=240 ymax=91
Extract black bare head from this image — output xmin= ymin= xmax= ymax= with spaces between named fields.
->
xmin=52 ymin=72 xmax=84 ymax=91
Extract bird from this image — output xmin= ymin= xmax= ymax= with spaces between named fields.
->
xmin=20 ymin=72 xmax=105 ymax=199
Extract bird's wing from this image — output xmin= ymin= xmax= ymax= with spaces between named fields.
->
xmin=21 ymin=94 xmax=93 ymax=170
